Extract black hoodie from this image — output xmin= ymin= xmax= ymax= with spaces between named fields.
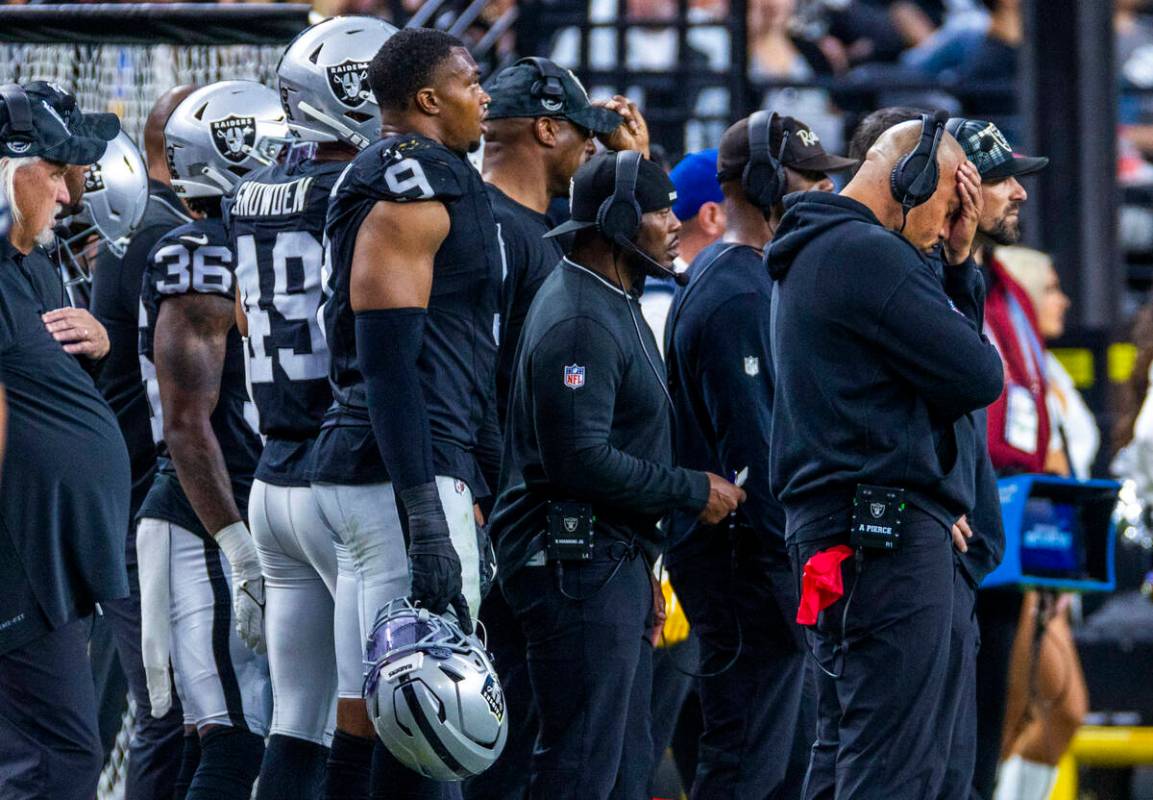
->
xmin=766 ymin=192 xmax=1004 ymax=542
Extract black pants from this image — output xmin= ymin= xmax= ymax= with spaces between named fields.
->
xmin=101 ymin=523 xmax=185 ymax=800
xmin=0 ymin=616 xmax=103 ymax=800
xmin=503 ymin=550 xmax=654 ymax=800
xmin=462 ymin=585 xmax=533 ymax=800
xmin=668 ymin=525 xmax=810 ymax=800
xmin=791 ymin=513 xmax=958 ymax=800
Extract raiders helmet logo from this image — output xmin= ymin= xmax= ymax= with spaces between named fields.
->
xmin=327 ymin=60 xmax=372 ymax=109
xmin=870 ymin=503 xmax=886 ymax=519
xmin=210 ymin=116 xmax=256 ymax=164
xmin=85 ymin=162 xmax=105 ymax=193
xmin=481 ymin=674 xmax=505 ymax=724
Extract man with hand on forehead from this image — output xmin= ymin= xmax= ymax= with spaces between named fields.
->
xmin=767 ymin=117 xmax=1002 ymax=798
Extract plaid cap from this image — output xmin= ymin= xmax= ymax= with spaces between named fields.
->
xmin=544 ymin=151 xmax=677 ymax=239
xmin=485 ymin=58 xmax=623 ymax=135
xmin=945 ymin=118 xmax=1048 ymax=180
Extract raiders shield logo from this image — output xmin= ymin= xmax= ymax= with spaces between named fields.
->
xmin=563 ymin=517 xmax=579 ymax=534
xmin=327 ymin=60 xmax=372 ymax=109
xmin=84 ymin=162 xmax=105 ymax=193
xmin=870 ymin=503 xmax=886 ymax=519
xmin=210 ymin=116 xmax=256 ymax=164
xmin=481 ymin=674 xmax=505 ymax=724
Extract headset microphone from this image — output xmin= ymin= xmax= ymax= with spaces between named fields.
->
xmin=613 ymin=234 xmax=689 ymax=286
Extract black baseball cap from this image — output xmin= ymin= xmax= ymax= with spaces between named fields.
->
xmin=24 ymin=82 xmax=120 ymax=165
xmin=717 ymin=114 xmax=858 ymax=182
xmin=485 ymin=58 xmax=624 ymax=135
xmin=946 ymin=118 xmax=1048 ymax=180
xmin=1 ymin=83 xmax=119 ymax=164
xmin=544 ymin=151 xmax=677 ymax=239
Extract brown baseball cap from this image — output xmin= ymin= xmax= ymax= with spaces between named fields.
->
xmin=717 ymin=114 xmax=858 ymax=182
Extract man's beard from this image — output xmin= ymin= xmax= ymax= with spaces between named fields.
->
xmin=984 ymin=211 xmax=1022 ymax=246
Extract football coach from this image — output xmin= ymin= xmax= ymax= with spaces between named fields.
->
xmin=766 ymin=114 xmax=1003 ymax=798
xmin=0 ymin=84 xmax=130 ymax=800
xmin=489 ymin=150 xmax=744 ymax=799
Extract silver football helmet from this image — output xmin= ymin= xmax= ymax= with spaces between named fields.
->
xmin=66 ymin=131 xmax=149 ymax=258
xmin=165 ymin=80 xmax=291 ymax=198
xmin=277 ymin=16 xmax=397 ymax=150
xmin=364 ymin=598 xmax=508 ymax=781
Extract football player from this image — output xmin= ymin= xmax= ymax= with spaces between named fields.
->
xmin=227 ymin=17 xmax=395 ymax=800
xmin=136 ymin=80 xmax=287 ymax=800
xmin=312 ymin=27 xmax=500 ymax=798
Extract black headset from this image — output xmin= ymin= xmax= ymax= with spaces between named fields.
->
xmin=519 ymin=57 xmax=568 ymax=113
xmin=596 ymin=149 xmax=644 ymax=243
xmin=0 ymin=84 xmax=36 ymax=152
xmin=889 ymin=109 xmax=949 ymax=212
xmin=743 ymin=110 xmax=789 ymax=210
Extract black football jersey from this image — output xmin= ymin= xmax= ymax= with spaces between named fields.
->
xmin=137 ymin=217 xmax=262 ymax=538
xmin=313 ymin=134 xmax=502 ymax=493
xmin=226 ymin=159 xmax=343 ymax=486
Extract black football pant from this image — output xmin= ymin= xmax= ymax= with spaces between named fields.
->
xmin=0 ymin=616 xmax=103 ymax=800
xmin=504 ymin=548 xmax=654 ymax=800
xmin=101 ymin=522 xmax=185 ymax=800
xmin=667 ymin=524 xmax=811 ymax=800
xmin=791 ymin=511 xmax=959 ymax=800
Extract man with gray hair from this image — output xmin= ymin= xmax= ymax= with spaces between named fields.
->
xmin=0 ymin=83 xmax=130 ymax=800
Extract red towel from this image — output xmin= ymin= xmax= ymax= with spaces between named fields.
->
xmin=796 ymin=545 xmax=855 ymax=626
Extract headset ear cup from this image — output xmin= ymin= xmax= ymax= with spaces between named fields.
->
xmin=597 ymin=195 xmax=642 ymax=241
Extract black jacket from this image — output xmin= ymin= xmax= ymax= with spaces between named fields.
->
xmin=490 ymin=258 xmax=711 ymax=579
xmin=665 ymin=241 xmax=785 ymax=552
xmin=766 ymin=192 xmax=1004 ymax=541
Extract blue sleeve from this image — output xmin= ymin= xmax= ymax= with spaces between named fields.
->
xmin=694 ymin=292 xmax=785 ymax=539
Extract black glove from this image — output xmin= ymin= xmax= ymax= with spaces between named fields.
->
xmin=400 ymin=482 xmax=473 ymax=634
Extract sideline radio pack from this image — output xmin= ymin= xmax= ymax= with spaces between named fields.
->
xmin=850 ymin=485 xmax=906 ymax=551
xmin=546 ymin=501 xmax=596 ymax=561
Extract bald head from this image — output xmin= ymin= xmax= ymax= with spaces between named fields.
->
xmin=144 ymin=84 xmax=197 ymax=184
xmin=867 ymin=119 xmax=964 ymax=173
xmin=842 ymin=119 xmax=966 ymax=251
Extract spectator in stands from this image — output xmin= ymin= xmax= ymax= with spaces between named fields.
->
xmin=954 ymin=0 xmax=1019 ymax=92
xmin=747 ymin=0 xmax=845 ymax=151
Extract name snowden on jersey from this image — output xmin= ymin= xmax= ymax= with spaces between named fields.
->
xmin=231 ymin=176 xmax=315 ymax=218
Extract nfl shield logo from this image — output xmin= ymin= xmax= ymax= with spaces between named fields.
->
xmin=563 ymin=363 xmax=585 ymax=390
xmin=84 ymin=162 xmax=105 ymax=193
xmin=870 ymin=503 xmax=886 ymax=519
xmin=210 ymin=116 xmax=257 ymax=164
xmin=744 ymin=356 xmax=760 ymax=377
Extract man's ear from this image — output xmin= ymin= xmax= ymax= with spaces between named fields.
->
xmin=534 ymin=117 xmax=560 ymax=148
xmin=413 ymin=87 xmax=439 ymax=116
xmin=699 ymin=201 xmax=726 ymax=237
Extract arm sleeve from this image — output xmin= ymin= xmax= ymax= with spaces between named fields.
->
xmin=531 ymin=316 xmax=710 ymax=515
xmin=695 ymin=292 xmax=786 ymax=539
xmin=869 ymin=253 xmax=1004 ymax=419
xmin=355 ymin=308 xmax=436 ymax=492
